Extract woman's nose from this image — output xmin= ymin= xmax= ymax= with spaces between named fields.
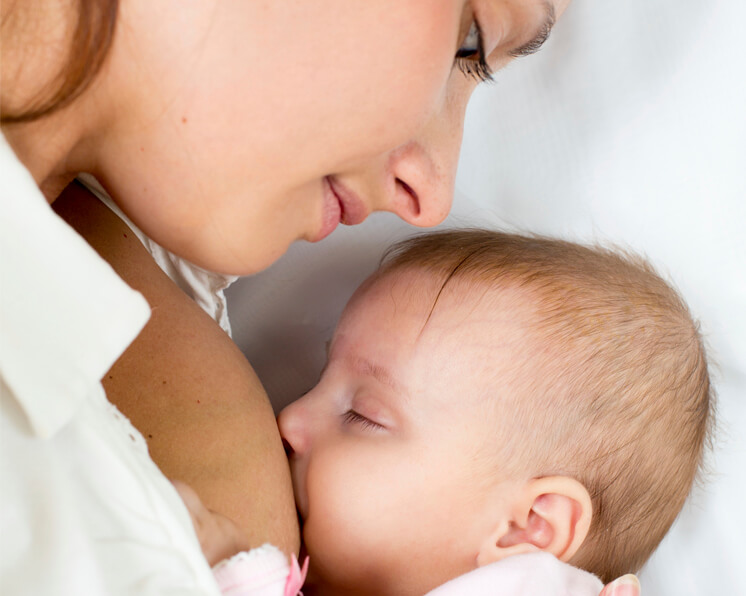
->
xmin=381 ymin=78 xmax=473 ymax=227
xmin=382 ymin=141 xmax=454 ymax=227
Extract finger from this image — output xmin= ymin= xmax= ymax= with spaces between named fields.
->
xmin=172 ymin=479 xmax=209 ymax=521
xmin=173 ymin=480 xmax=198 ymax=505
xmin=599 ymin=574 xmax=640 ymax=596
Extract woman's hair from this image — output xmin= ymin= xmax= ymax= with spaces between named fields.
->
xmin=1 ymin=0 xmax=119 ymax=124
xmin=379 ymin=228 xmax=715 ymax=583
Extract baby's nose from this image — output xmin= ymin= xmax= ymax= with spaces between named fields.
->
xmin=277 ymin=400 xmax=309 ymax=456
xmin=281 ymin=437 xmax=294 ymax=457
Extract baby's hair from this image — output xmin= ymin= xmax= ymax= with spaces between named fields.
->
xmin=378 ymin=229 xmax=714 ymax=583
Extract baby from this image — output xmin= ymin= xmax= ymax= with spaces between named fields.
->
xmin=187 ymin=229 xmax=713 ymax=595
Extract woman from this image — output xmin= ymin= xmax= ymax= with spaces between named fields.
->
xmin=1 ymin=0 xmax=637 ymax=593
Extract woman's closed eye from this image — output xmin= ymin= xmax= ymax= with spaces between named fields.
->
xmin=455 ymin=20 xmax=494 ymax=83
xmin=342 ymin=409 xmax=384 ymax=431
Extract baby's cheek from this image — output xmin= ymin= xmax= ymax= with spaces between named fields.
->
xmin=304 ymin=452 xmax=365 ymax=544
xmin=303 ymin=451 xmax=385 ymax=586
xmin=302 ymin=488 xmax=358 ymax=588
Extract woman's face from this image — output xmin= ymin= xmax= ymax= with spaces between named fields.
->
xmin=96 ymin=0 xmax=569 ymax=274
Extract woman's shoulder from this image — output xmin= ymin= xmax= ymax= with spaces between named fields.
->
xmin=77 ymin=174 xmax=238 ymax=335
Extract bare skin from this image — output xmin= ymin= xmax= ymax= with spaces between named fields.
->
xmin=52 ymin=181 xmax=300 ymax=557
xmin=4 ymin=2 xmax=640 ymax=589
xmin=3 ymin=0 xmax=567 ymax=567
xmin=2 ymin=0 xmax=570 ymax=562
xmin=54 ymin=182 xmax=643 ymax=596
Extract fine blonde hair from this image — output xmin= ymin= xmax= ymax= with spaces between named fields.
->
xmin=379 ymin=228 xmax=714 ymax=583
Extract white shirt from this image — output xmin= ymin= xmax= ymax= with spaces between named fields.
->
xmin=0 ymin=134 xmax=221 ymax=595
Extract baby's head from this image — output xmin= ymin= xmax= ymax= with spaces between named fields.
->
xmin=278 ymin=229 xmax=713 ymax=595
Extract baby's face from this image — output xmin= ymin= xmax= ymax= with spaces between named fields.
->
xmin=278 ymin=271 xmax=533 ymax=594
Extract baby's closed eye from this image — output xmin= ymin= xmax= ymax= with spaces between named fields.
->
xmin=342 ymin=409 xmax=385 ymax=431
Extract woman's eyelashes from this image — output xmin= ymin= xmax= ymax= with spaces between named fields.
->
xmin=342 ymin=409 xmax=384 ymax=431
xmin=455 ymin=20 xmax=494 ymax=83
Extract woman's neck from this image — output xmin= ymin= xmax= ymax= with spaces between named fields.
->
xmin=3 ymin=119 xmax=81 ymax=202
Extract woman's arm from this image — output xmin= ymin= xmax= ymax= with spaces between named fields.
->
xmin=53 ymin=181 xmax=300 ymax=557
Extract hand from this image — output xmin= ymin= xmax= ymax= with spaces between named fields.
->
xmin=173 ymin=480 xmax=251 ymax=566
xmin=599 ymin=574 xmax=640 ymax=596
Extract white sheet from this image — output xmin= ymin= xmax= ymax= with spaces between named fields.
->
xmin=227 ymin=0 xmax=746 ymax=592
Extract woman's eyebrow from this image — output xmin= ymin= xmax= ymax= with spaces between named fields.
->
xmin=508 ymin=0 xmax=556 ymax=58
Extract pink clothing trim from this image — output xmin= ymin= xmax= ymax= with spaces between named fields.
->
xmin=284 ymin=554 xmax=309 ymax=596
xmin=212 ymin=544 xmax=307 ymax=596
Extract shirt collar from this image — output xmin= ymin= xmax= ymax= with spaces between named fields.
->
xmin=0 ymin=134 xmax=150 ymax=438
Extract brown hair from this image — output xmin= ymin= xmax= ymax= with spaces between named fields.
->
xmin=1 ymin=0 xmax=119 ymax=124
xmin=379 ymin=229 xmax=714 ymax=583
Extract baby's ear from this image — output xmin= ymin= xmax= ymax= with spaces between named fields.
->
xmin=477 ymin=476 xmax=592 ymax=567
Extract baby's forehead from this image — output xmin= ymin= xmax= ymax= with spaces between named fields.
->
xmin=333 ymin=268 xmax=549 ymax=444
xmin=357 ymin=267 xmax=532 ymax=322
xmin=343 ymin=267 xmax=541 ymax=369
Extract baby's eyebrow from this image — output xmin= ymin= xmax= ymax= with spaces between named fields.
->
xmin=508 ymin=0 xmax=556 ymax=58
xmin=350 ymin=356 xmax=409 ymax=399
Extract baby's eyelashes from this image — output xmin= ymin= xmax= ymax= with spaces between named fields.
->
xmin=342 ymin=409 xmax=385 ymax=431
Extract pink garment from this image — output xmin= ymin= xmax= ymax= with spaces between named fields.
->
xmin=212 ymin=545 xmax=308 ymax=596
xmin=425 ymin=552 xmax=603 ymax=595
xmin=213 ymin=548 xmax=599 ymax=595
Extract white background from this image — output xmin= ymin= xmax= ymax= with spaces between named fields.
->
xmin=228 ymin=0 xmax=746 ymax=592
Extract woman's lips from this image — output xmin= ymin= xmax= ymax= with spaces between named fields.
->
xmin=313 ymin=176 xmax=367 ymax=242
xmin=328 ymin=176 xmax=367 ymax=226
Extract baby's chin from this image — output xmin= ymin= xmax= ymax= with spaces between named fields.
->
xmin=300 ymin=539 xmax=475 ymax=596
xmin=298 ymin=517 xmax=428 ymax=595
xmin=294 ymin=561 xmax=331 ymax=596
xmin=295 ymin=539 xmax=348 ymax=595
xmin=298 ymin=577 xmax=363 ymax=596
xmin=295 ymin=546 xmax=423 ymax=596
